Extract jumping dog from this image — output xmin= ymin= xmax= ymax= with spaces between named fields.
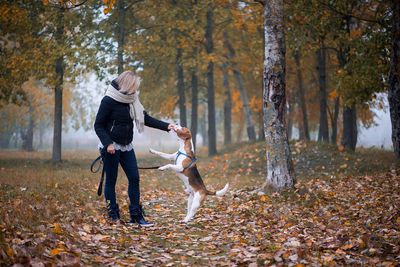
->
xmin=150 ymin=126 xmax=229 ymax=223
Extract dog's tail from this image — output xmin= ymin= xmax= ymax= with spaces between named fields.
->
xmin=206 ymin=183 xmax=229 ymax=196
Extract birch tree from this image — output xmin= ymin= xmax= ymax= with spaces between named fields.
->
xmin=262 ymin=0 xmax=294 ymax=191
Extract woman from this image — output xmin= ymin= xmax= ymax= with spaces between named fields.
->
xmin=94 ymin=70 xmax=175 ymax=226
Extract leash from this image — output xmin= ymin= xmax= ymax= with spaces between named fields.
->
xmin=90 ymin=155 xmax=162 ymax=196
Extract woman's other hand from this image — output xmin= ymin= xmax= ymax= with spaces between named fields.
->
xmin=107 ymin=144 xmax=116 ymax=154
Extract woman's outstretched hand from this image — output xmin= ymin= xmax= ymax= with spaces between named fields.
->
xmin=107 ymin=144 xmax=116 ymax=154
xmin=168 ymin=124 xmax=178 ymax=131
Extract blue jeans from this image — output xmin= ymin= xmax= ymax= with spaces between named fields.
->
xmin=103 ymin=149 xmax=140 ymax=209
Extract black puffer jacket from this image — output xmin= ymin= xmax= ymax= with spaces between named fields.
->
xmin=94 ymin=82 xmax=170 ymax=148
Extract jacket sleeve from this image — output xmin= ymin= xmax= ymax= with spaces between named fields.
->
xmin=94 ymin=97 xmax=113 ymax=148
xmin=144 ymin=111 xmax=170 ymax=132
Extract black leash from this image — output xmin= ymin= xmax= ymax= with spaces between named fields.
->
xmin=90 ymin=155 xmax=161 ymax=196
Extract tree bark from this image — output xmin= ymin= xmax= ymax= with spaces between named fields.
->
xmin=293 ymin=50 xmax=310 ymax=140
xmin=117 ymin=0 xmax=126 ymax=74
xmin=330 ymin=97 xmax=340 ymax=144
xmin=389 ymin=0 xmax=400 ymax=159
xmin=341 ymin=105 xmax=357 ymax=151
xmin=176 ymin=48 xmax=187 ymax=126
xmin=316 ymin=42 xmax=329 ymax=143
xmin=223 ymin=32 xmax=256 ymax=141
xmin=287 ymin=93 xmax=293 ymax=140
xmin=190 ymin=67 xmax=198 ymax=149
xmin=339 ymin=17 xmax=358 ymax=151
xmin=52 ymin=10 xmax=64 ymax=163
xmin=263 ymin=0 xmax=294 ymax=191
xmin=206 ymin=6 xmax=216 ymax=156
xmin=222 ymin=62 xmax=232 ymax=145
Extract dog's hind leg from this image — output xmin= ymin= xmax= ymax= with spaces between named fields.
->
xmin=149 ymin=149 xmax=177 ymax=160
xmin=183 ymin=192 xmax=204 ymax=223
xmin=186 ymin=192 xmax=193 ymax=216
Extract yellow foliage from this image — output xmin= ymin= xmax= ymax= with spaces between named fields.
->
xmin=249 ymin=96 xmax=262 ymax=113
xmin=159 ymin=96 xmax=178 ymax=118
xmin=328 ymin=90 xmax=338 ymax=100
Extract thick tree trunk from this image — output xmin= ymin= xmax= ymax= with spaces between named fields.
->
xmin=223 ymin=32 xmax=256 ymax=141
xmin=316 ymin=43 xmax=329 ymax=143
xmin=117 ymin=0 xmax=126 ymax=74
xmin=330 ymin=97 xmax=340 ymax=144
xmin=339 ymin=17 xmax=358 ymax=152
xmin=263 ymin=0 xmax=294 ymax=191
xmin=341 ymin=105 xmax=357 ymax=151
xmin=206 ymin=6 xmax=216 ymax=156
xmin=190 ymin=68 xmax=198 ymax=149
xmin=293 ymin=50 xmax=310 ymax=140
xmin=222 ymin=62 xmax=232 ymax=145
xmin=176 ymin=48 xmax=187 ymax=126
xmin=389 ymin=0 xmax=400 ymax=159
xmin=52 ymin=10 xmax=64 ymax=163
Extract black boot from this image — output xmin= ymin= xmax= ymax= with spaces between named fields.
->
xmin=106 ymin=203 xmax=120 ymax=221
xmin=129 ymin=204 xmax=154 ymax=227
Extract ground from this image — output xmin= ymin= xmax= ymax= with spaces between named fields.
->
xmin=0 ymin=141 xmax=399 ymax=266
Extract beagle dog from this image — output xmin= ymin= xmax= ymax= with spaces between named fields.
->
xmin=150 ymin=126 xmax=229 ymax=223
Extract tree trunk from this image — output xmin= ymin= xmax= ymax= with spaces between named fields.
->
xmin=293 ymin=50 xmax=310 ymax=140
xmin=287 ymin=93 xmax=293 ymax=140
xmin=52 ymin=10 xmax=64 ymax=163
xmin=389 ymin=0 xmax=400 ymax=159
xmin=339 ymin=17 xmax=358 ymax=152
xmin=117 ymin=0 xmax=126 ymax=74
xmin=200 ymin=106 xmax=208 ymax=147
xmin=39 ymin=123 xmax=44 ymax=149
xmin=341 ymin=105 xmax=357 ymax=151
xmin=330 ymin=97 xmax=340 ymax=144
xmin=206 ymin=6 xmax=216 ymax=156
xmin=176 ymin=48 xmax=187 ymax=126
xmin=190 ymin=67 xmax=198 ymax=149
xmin=316 ymin=43 xmax=329 ymax=143
xmin=222 ymin=62 xmax=232 ymax=145
xmin=25 ymin=104 xmax=34 ymax=151
xmin=223 ymin=32 xmax=256 ymax=141
xmin=263 ymin=0 xmax=294 ymax=191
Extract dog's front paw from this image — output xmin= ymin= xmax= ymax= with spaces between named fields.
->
xmin=158 ymin=166 xmax=166 ymax=171
xmin=149 ymin=148 xmax=156 ymax=154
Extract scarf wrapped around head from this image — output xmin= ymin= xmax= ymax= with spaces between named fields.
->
xmin=105 ymin=81 xmax=145 ymax=133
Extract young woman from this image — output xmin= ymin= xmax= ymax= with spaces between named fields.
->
xmin=94 ymin=70 xmax=175 ymax=226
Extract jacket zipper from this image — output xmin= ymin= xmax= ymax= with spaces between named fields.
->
xmin=110 ymin=120 xmax=115 ymax=132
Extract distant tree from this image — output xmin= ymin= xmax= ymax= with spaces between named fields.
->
xmin=389 ymin=0 xmax=400 ymax=159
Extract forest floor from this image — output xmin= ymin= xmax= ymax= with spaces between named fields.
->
xmin=0 ymin=141 xmax=399 ymax=266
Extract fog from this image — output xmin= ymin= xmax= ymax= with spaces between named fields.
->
xmin=49 ymin=75 xmax=393 ymax=152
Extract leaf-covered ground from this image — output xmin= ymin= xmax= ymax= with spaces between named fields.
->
xmin=0 ymin=142 xmax=399 ymax=266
